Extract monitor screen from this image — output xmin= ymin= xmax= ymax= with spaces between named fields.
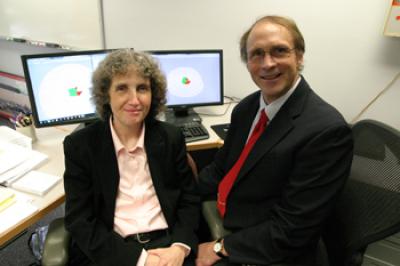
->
xmin=150 ymin=49 xmax=224 ymax=114
xmin=21 ymin=49 xmax=111 ymax=128
xmin=21 ymin=49 xmax=224 ymax=128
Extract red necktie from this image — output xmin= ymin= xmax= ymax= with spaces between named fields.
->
xmin=217 ymin=109 xmax=268 ymax=217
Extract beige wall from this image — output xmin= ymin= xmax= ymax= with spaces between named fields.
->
xmin=103 ymin=0 xmax=400 ymax=129
xmin=0 ymin=0 xmax=399 ymax=129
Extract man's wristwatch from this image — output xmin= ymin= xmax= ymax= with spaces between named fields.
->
xmin=213 ymin=238 xmax=228 ymax=258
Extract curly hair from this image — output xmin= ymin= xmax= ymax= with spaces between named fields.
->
xmin=239 ymin=15 xmax=305 ymax=64
xmin=91 ymin=49 xmax=167 ymax=121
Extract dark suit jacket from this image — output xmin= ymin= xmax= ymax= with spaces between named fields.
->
xmin=63 ymin=118 xmax=199 ymax=266
xmin=198 ymin=77 xmax=353 ymax=265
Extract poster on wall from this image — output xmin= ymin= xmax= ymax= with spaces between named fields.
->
xmin=384 ymin=0 xmax=400 ymax=37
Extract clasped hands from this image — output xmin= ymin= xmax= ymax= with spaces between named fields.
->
xmin=145 ymin=245 xmax=186 ymax=266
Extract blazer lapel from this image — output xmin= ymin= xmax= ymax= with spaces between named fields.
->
xmin=237 ymin=111 xmax=293 ymax=181
xmin=229 ymin=96 xmax=260 ymax=166
xmin=235 ymin=78 xmax=310 ymax=183
xmin=97 ymin=122 xmax=120 ymax=208
xmin=144 ymin=122 xmax=166 ymax=194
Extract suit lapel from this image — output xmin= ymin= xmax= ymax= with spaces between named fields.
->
xmin=144 ymin=122 xmax=166 ymax=195
xmin=237 ymin=111 xmax=293 ymax=181
xmin=229 ymin=95 xmax=260 ymax=164
xmin=235 ymin=78 xmax=310 ymax=183
xmin=97 ymin=122 xmax=120 ymax=209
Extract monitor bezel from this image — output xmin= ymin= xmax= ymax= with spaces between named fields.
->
xmin=149 ymin=49 xmax=224 ymax=109
xmin=21 ymin=49 xmax=113 ymax=128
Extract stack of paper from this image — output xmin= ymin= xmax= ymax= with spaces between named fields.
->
xmin=0 ymin=192 xmax=38 ymax=234
xmin=0 ymin=125 xmax=32 ymax=149
xmin=0 ymin=140 xmax=48 ymax=186
xmin=0 ymin=187 xmax=16 ymax=212
xmin=11 ymin=170 xmax=62 ymax=196
xmin=0 ymin=141 xmax=30 ymax=174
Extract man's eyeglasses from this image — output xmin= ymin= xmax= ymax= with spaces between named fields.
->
xmin=247 ymin=46 xmax=296 ymax=64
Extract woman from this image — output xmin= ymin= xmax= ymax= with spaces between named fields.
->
xmin=63 ymin=49 xmax=199 ymax=266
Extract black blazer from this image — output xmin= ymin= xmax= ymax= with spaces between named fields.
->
xmin=198 ymin=77 xmax=353 ymax=265
xmin=63 ymin=119 xmax=199 ymax=266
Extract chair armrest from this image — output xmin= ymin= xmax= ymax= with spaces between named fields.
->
xmin=202 ymin=200 xmax=231 ymax=240
xmin=42 ymin=218 xmax=71 ymax=266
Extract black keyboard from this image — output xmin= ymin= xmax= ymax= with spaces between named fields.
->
xmin=179 ymin=122 xmax=210 ymax=143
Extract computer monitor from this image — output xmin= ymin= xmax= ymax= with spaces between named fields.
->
xmin=150 ymin=49 xmax=224 ymax=124
xmin=21 ymin=49 xmax=111 ymax=128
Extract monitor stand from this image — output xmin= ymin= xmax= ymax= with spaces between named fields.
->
xmin=164 ymin=107 xmax=201 ymax=126
xmin=73 ymin=120 xmax=99 ymax=132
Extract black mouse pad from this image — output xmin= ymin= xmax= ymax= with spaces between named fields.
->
xmin=211 ymin=123 xmax=230 ymax=140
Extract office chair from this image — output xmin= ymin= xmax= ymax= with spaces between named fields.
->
xmin=41 ymin=153 xmax=199 ymax=266
xmin=323 ymin=119 xmax=400 ymax=266
xmin=41 ymin=217 xmax=70 ymax=266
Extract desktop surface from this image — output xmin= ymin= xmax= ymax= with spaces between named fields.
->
xmin=0 ymin=125 xmax=70 ymax=248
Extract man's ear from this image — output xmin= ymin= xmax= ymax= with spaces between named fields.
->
xmin=296 ymin=52 xmax=304 ymax=65
xmin=246 ymin=61 xmax=251 ymax=72
xmin=296 ymin=52 xmax=304 ymax=71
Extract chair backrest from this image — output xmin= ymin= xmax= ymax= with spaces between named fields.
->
xmin=323 ymin=119 xmax=400 ymax=266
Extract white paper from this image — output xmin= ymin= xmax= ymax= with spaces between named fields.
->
xmin=11 ymin=170 xmax=61 ymax=196
xmin=0 ymin=193 xmax=37 ymax=234
xmin=0 ymin=141 xmax=31 ymax=175
xmin=0 ymin=150 xmax=48 ymax=185
xmin=0 ymin=187 xmax=15 ymax=204
xmin=0 ymin=126 xmax=32 ymax=149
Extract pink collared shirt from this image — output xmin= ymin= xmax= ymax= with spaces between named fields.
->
xmin=111 ymin=122 xmax=168 ymax=236
xmin=109 ymin=119 xmax=189 ymax=265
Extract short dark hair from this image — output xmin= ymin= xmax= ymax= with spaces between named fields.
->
xmin=91 ymin=49 xmax=167 ymax=121
xmin=240 ymin=15 xmax=305 ymax=63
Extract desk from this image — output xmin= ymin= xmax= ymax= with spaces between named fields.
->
xmin=0 ymin=103 xmax=234 ymax=247
xmin=0 ymin=125 xmax=72 ymax=247
xmin=187 ymin=103 xmax=234 ymax=151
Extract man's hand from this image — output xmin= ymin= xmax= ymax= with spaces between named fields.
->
xmin=147 ymin=245 xmax=186 ymax=266
xmin=195 ymin=241 xmax=221 ymax=266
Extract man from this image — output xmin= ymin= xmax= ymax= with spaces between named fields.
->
xmin=196 ymin=16 xmax=353 ymax=265
xmin=63 ymin=49 xmax=199 ymax=266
